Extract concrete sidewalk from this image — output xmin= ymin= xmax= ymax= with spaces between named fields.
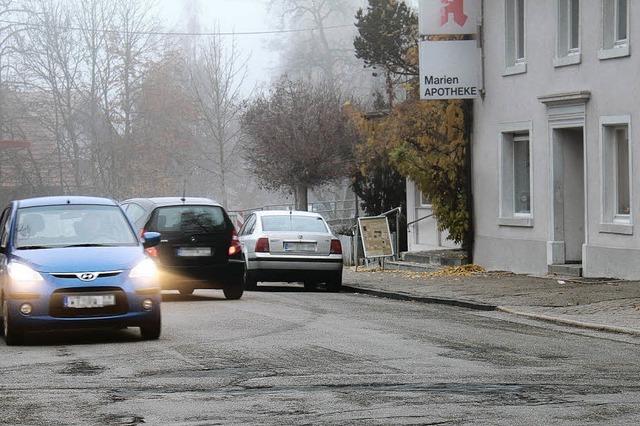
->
xmin=342 ymin=268 xmax=640 ymax=336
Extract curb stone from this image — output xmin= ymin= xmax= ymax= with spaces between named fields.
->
xmin=497 ymin=306 xmax=640 ymax=337
xmin=341 ymin=285 xmax=497 ymax=312
xmin=343 ymin=283 xmax=640 ymax=337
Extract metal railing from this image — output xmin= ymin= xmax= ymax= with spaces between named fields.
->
xmin=230 ymin=199 xmax=357 ymax=222
xmin=407 ymin=213 xmax=434 ymax=227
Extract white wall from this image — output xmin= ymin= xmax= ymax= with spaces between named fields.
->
xmin=473 ymin=1 xmax=640 ymax=278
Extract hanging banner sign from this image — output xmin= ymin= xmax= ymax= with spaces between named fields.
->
xmin=419 ymin=0 xmax=482 ymax=35
xmin=358 ymin=216 xmax=394 ymax=259
xmin=419 ymin=39 xmax=481 ymax=100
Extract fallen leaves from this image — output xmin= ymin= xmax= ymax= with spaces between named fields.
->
xmin=353 ymin=264 xmax=486 ymax=279
xmin=424 ymin=264 xmax=486 ymax=277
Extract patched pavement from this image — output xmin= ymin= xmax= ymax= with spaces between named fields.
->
xmin=1 ymin=287 xmax=640 ymax=424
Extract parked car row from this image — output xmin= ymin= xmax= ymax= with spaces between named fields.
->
xmin=0 ymin=195 xmax=344 ymax=345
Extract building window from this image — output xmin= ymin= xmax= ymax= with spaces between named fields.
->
xmin=504 ymin=0 xmax=526 ymax=75
xmin=556 ymin=0 xmax=580 ymax=66
xmin=601 ymin=116 xmax=632 ymax=233
xmin=420 ymin=192 xmax=431 ymax=207
xmin=600 ymin=0 xmax=630 ymax=60
xmin=613 ymin=127 xmax=630 ymax=218
xmin=513 ymin=135 xmax=531 ymax=215
xmin=499 ymin=124 xmax=533 ymax=227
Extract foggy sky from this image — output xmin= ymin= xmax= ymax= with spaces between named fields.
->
xmin=157 ymin=0 xmax=283 ymax=94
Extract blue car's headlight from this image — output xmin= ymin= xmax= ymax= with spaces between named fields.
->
xmin=129 ymin=258 xmax=158 ymax=280
xmin=7 ymin=262 xmax=44 ymax=293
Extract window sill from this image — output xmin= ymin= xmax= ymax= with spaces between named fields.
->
xmin=498 ymin=217 xmax=534 ymax=228
xmin=554 ymin=53 xmax=581 ymax=68
xmin=599 ymin=223 xmax=633 ymax=235
xmin=503 ymin=62 xmax=527 ymax=76
xmin=598 ymin=44 xmax=630 ymax=60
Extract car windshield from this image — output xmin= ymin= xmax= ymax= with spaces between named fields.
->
xmin=15 ymin=205 xmax=138 ymax=249
xmin=152 ymin=205 xmax=226 ymax=233
xmin=261 ymin=215 xmax=328 ymax=233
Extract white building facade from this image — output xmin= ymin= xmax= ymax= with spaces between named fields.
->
xmin=473 ymin=0 xmax=639 ymax=278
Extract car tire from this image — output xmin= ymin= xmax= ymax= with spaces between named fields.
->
xmin=140 ymin=317 xmax=161 ymax=340
xmin=223 ymin=281 xmax=244 ymax=300
xmin=3 ymin=300 xmax=24 ymax=346
xmin=304 ymin=281 xmax=316 ymax=291
xmin=326 ymin=271 xmax=343 ymax=293
xmin=179 ymin=288 xmax=194 ymax=295
xmin=243 ymin=267 xmax=258 ymax=291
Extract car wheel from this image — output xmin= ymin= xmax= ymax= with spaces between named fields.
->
xmin=243 ymin=267 xmax=258 ymax=291
xmin=223 ymin=281 xmax=244 ymax=300
xmin=326 ymin=271 xmax=343 ymax=293
xmin=3 ymin=300 xmax=24 ymax=346
xmin=304 ymin=281 xmax=315 ymax=291
xmin=179 ymin=288 xmax=194 ymax=295
xmin=140 ymin=317 xmax=161 ymax=340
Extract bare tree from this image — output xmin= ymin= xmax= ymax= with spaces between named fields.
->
xmin=189 ymin=33 xmax=248 ymax=208
xmin=268 ymin=0 xmax=377 ymax=208
xmin=0 ymin=0 xmax=25 ymax=139
xmin=75 ymin=0 xmax=117 ymax=194
xmin=17 ymin=0 xmax=86 ymax=192
xmin=135 ymin=49 xmax=197 ymax=196
xmin=108 ymin=0 xmax=161 ymax=198
xmin=241 ymin=77 xmax=355 ymax=210
xmin=269 ymin=0 xmax=358 ymax=82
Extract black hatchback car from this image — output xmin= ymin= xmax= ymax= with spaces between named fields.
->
xmin=120 ymin=197 xmax=244 ymax=299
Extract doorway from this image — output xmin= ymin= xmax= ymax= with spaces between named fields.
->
xmin=551 ymin=127 xmax=585 ymax=263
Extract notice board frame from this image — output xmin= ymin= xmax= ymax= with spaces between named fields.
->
xmin=357 ymin=215 xmax=395 ymax=259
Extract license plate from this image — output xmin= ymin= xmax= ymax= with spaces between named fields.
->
xmin=64 ymin=295 xmax=116 ymax=309
xmin=284 ymin=242 xmax=317 ymax=252
xmin=176 ymin=247 xmax=212 ymax=257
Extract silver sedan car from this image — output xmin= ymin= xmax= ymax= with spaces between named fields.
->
xmin=237 ymin=210 xmax=343 ymax=292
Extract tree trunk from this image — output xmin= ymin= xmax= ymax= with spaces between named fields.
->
xmin=385 ymin=71 xmax=395 ymax=108
xmin=295 ymin=184 xmax=308 ymax=211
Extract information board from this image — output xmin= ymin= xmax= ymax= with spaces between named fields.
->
xmin=358 ymin=216 xmax=394 ymax=259
xmin=419 ymin=39 xmax=481 ymax=100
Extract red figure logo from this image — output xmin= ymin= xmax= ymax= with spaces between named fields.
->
xmin=440 ymin=0 xmax=468 ymax=27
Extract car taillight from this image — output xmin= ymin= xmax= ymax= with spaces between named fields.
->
xmin=330 ymin=239 xmax=342 ymax=255
xmin=228 ymin=229 xmax=242 ymax=256
xmin=255 ymin=237 xmax=270 ymax=253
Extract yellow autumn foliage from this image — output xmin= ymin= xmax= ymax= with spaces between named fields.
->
xmin=346 ymin=98 xmax=472 ymax=247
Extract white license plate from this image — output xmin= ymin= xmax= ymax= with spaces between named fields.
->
xmin=64 ymin=295 xmax=116 ymax=309
xmin=284 ymin=242 xmax=317 ymax=252
xmin=176 ymin=247 xmax=212 ymax=257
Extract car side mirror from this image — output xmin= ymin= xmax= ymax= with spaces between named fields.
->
xmin=142 ymin=232 xmax=161 ymax=249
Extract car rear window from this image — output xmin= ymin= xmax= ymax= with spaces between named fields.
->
xmin=261 ymin=215 xmax=328 ymax=233
xmin=152 ymin=205 xmax=227 ymax=233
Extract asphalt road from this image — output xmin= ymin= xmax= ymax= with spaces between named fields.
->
xmin=2 ymin=286 xmax=640 ymax=425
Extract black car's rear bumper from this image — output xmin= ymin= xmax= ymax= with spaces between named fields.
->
xmin=158 ymin=259 xmax=243 ymax=290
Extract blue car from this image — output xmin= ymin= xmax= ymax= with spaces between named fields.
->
xmin=0 ymin=196 xmax=162 ymax=345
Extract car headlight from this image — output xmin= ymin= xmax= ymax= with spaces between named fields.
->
xmin=8 ymin=262 xmax=44 ymax=282
xmin=129 ymin=258 xmax=158 ymax=280
xmin=7 ymin=262 xmax=43 ymax=293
